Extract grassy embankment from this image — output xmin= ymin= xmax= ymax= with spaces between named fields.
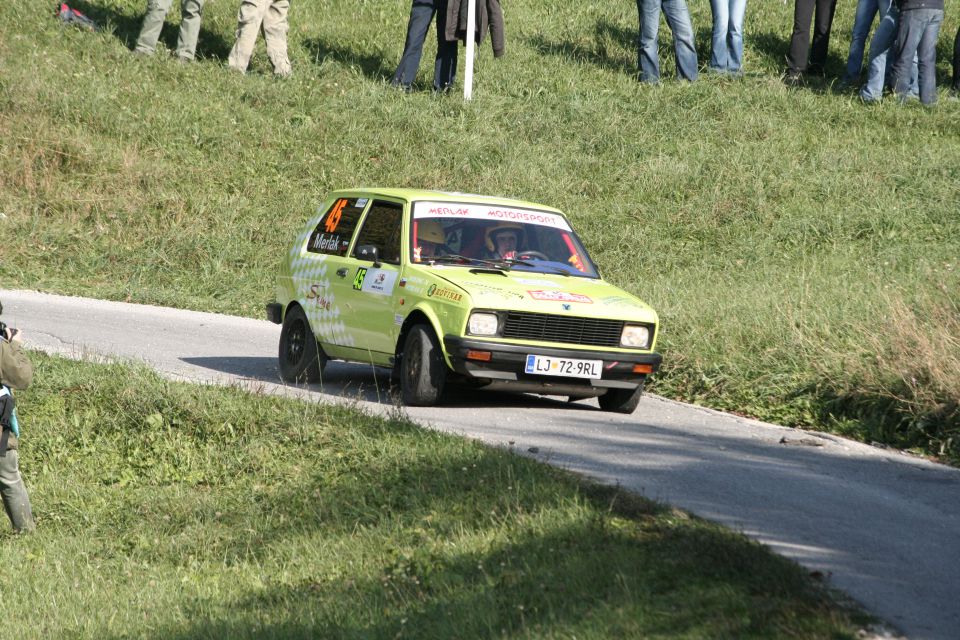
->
xmin=1 ymin=2 xmax=958 ymax=459
xmin=0 ymin=354 xmax=866 ymax=638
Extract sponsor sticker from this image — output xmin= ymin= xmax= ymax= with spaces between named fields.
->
xmin=528 ymin=290 xmax=593 ymax=304
xmin=361 ymin=269 xmax=398 ymax=296
xmin=426 ymin=283 xmax=463 ymax=302
xmin=305 ymin=283 xmax=333 ymax=310
xmin=413 ymin=202 xmax=572 ymax=231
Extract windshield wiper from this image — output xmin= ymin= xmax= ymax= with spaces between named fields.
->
xmin=428 ymin=255 xmax=502 ymax=268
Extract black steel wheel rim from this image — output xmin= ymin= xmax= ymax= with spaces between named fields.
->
xmin=285 ymin=320 xmax=305 ymax=366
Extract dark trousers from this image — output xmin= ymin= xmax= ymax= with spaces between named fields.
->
xmin=787 ymin=0 xmax=838 ymax=73
xmin=392 ymin=0 xmax=458 ymax=90
xmin=953 ymin=25 xmax=960 ymax=90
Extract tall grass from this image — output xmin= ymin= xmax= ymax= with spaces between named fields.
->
xmin=1 ymin=1 xmax=958 ymax=459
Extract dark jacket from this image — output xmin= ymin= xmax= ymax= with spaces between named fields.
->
xmin=0 ymin=340 xmax=33 ymax=450
xmin=445 ymin=0 xmax=505 ymax=58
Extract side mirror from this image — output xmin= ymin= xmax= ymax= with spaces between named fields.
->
xmin=356 ymin=245 xmax=381 ymax=267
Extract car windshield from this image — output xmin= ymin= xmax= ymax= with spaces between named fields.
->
xmin=410 ymin=201 xmax=599 ymax=278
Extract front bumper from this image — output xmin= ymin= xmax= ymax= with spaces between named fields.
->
xmin=443 ymin=336 xmax=662 ymax=391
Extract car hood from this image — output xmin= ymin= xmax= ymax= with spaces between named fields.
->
xmin=422 ymin=266 xmax=658 ymax=323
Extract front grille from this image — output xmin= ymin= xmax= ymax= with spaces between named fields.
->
xmin=501 ymin=311 xmax=625 ymax=348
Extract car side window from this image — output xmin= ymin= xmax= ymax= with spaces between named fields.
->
xmin=351 ymin=200 xmax=403 ymax=264
xmin=307 ymin=197 xmax=368 ymax=256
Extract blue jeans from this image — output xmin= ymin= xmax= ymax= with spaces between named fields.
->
xmin=893 ymin=9 xmax=943 ymax=105
xmin=842 ymin=0 xmax=881 ymax=81
xmin=860 ymin=2 xmax=917 ymax=101
xmin=709 ymin=0 xmax=747 ymax=73
xmin=392 ymin=0 xmax=457 ymax=91
xmin=637 ymin=0 xmax=699 ymax=82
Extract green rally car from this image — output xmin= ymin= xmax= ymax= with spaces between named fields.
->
xmin=267 ymin=188 xmax=661 ymax=413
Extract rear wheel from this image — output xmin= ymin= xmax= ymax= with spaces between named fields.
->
xmin=399 ymin=324 xmax=447 ymax=406
xmin=598 ymin=384 xmax=644 ymax=414
xmin=278 ymin=305 xmax=326 ymax=383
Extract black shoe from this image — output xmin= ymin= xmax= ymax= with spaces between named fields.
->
xmin=807 ymin=64 xmax=826 ymax=78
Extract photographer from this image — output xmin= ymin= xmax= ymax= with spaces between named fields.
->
xmin=0 ymin=302 xmax=35 ymax=533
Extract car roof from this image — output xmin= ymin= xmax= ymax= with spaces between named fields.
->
xmin=327 ymin=188 xmax=565 ymax=214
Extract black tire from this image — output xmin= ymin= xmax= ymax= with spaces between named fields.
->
xmin=399 ymin=324 xmax=447 ymax=406
xmin=598 ymin=384 xmax=644 ymax=414
xmin=278 ymin=305 xmax=325 ymax=383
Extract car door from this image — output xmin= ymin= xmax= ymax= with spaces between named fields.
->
xmin=326 ymin=199 xmax=405 ymax=361
xmin=297 ymin=196 xmax=369 ymax=355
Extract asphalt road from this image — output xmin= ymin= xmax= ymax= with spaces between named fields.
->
xmin=3 ymin=289 xmax=959 ymax=639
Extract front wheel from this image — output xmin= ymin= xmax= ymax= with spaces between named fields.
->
xmin=278 ymin=305 xmax=326 ymax=383
xmin=399 ymin=324 xmax=447 ymax=406
xmin=598 ymin=384 xmax=644 ymax=414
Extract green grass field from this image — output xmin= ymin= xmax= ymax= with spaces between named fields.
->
xmin=1 ymin=1 xmax=958 ymax=459
xmin=0 ymin=355 xmax=867 ymax=638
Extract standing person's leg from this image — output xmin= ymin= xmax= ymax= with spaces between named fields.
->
xmin=842 ymin=0 xmax=879 ymax=82
xmin=135 ymin=0 xmax=175 ymax=54
xmin=228 ymin=0 xmax=269 ymax=73
xmin=914 ymin=10 xmax=943 ymax=105
xmin=727 ymin=0 xmax=747 ymax=73
xmin=0 ymin=450 xmax=35 ymax=534
xmin=662 ymin=0 xmax=699 ymax=80
xmin=892 ymin=10 xmax=924 ymax=101
xmin=175 ymin=0 xmax=206 ymax=61
xmin=432 ymin=0 xmax=458 ymax=90
xmin=787 ymin=0 xmax=816 ymax=75
xmin=262 ymin=0 xmax=292 ymax=76
xmin=952 ymin=25 xmax=960 ymax=92
xmin=709 ymin=0 xmax=730 ymax=71
xmin=637 ymin=0 xmax=664 ymax=83
xmin=808 ymin=0 xmax=838 ymax=73
xmin=392 ymin=0 xmax=437 ymax=89
xmin=860 ymin=2 xmax=897 ymax=101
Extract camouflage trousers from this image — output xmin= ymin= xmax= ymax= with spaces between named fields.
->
xmin=227 ymin=0 xmax=292 ymax=76
xmin=0 ymin=449 xmax=35 ymax=534
xmin=134 ymin=0 xmax=207 ymax=60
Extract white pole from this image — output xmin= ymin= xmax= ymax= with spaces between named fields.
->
xmin=464 ymin=0 xmax=476 ymax=100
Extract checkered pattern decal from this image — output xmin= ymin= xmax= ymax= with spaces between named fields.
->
xmin=287 ymin=214 xmax=355 ymax=347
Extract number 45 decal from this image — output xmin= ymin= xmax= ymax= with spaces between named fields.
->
xmin=324 ymin=198 xmax=348 ymax=233
xmin=352 ymin=267 xmax=367 ymax=290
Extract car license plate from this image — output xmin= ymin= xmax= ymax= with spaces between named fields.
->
xmin=525 ymin=355 xmax=602 ymax=379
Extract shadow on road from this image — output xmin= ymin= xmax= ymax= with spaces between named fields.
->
xmin=180 ymin=356 xmax=604 ymax=412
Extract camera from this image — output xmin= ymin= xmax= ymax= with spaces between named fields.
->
xmin=0 ymin=301 xmax=13 ymax=341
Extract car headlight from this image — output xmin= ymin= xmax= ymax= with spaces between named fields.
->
xmin=620 ymin=324 xmax=651 ymax=349
xmin=468 ymin=312 xmax=499 ymax=336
